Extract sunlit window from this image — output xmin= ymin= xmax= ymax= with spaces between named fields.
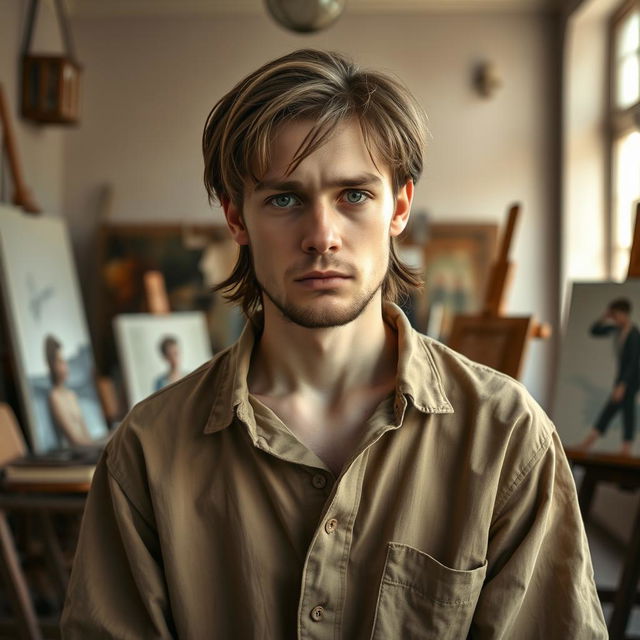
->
xmin=615 ymin=10 xmax=640 ymax=108
xmin=610 ymin=2 xmax=640 ymax=279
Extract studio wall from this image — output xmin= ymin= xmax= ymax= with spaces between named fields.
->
xmin=1 ymin=5 xmax=562 ymax=407
xmin=64 ymin=9 xmax=561 ymax=406
xmin=0 ymin=0 xmax=66 ymax=215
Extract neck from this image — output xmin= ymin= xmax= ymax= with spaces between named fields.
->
xmin=248 ymin=295 xmax=397 ymax=403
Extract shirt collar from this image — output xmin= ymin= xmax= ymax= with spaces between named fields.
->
xmin=203 ymin=302 xmax=453 ymax=435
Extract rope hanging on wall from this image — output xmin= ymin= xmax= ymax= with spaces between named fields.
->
xmin=20 ymin=0 xmax=82 ymax=125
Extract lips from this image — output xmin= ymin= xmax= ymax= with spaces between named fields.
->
xmin=296 ymin=271 xmax=349 ymax=281
xmin=294 ymin=271 xmax=352 ymax=290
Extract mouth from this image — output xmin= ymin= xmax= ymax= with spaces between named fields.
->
xmin=295 ymin=271 xmax=352 ymax=289
xmin=296 ymin=271 xmax=349 ymax=281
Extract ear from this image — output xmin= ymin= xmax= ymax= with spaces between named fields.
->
xmin=222 ymin=196 xmax=250 ymax=246
xmin=389 ymin=180 xmax=414 ymax=238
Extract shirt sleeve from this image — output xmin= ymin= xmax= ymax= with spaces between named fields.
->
xmin=469 ymin=428 xmax=608 ymax=639
xmin=60 ymin=450 xmax=176 ymax=639
xmin=590 ymin=320 xmax=616 ymax=337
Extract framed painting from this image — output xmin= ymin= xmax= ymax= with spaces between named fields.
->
xmin=96 ymin=223 xmax=244 ymax=375
xmin=401 ymin=223 xmax=498 ymax=339
xmin=114 ymin=312 xmax=213 ymax=408
xmin=448 ymin=315 xmax=533 ymax=379
xmin=555 ymin=281 xmax=640 ymax=457
xmin=0 ymin=205 xmax=109 ymax=452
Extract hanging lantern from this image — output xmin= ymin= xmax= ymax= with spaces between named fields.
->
xmin=264 ymin=0 xmax=347 ymax=34
xmin=21 ymin=0 xmax=82 ymax=125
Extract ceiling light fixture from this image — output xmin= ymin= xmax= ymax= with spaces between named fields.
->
xmin=264 ymin=0 xmax=347 ymax=34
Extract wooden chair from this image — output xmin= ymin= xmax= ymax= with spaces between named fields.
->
xmin=0 ymin=403 xmax=86 ymax=639
xmin=0 ymin=403 xmax=28 ymax=466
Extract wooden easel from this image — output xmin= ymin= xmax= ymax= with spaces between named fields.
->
xmin=566 ymin=201 xmax=640 ymax=639
xmin=144 ymin=270 xmax=171 ymax=314
xmin=0 ymin=84 xmax=40 ymax=214
xmin=447 ymin=203 xmax=551 ymax=379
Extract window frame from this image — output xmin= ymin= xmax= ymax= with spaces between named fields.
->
xmin=607 ymin=0 xmax=640 ymax=278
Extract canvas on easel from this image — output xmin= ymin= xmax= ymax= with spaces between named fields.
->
xmin=559 ymin=202 xmax=640 ymax=457
xmin=0 ymin=205 xmax=108 ymax=452
xmin=113 ymin=271 xmax=213 ymax=408
xmin=447 ymin=204 xmax=549 ymax=379
xmin=114 ymin=311 xmax=212 ymax=408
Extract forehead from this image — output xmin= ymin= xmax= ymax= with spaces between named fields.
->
xmin=254 ymin=118 xmax=389 ymax=186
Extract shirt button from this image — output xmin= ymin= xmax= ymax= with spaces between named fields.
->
xmin=324 ymin=518 xmax=338 ymax=534
xmin=311 ymin=473 xmax=327 ymax=489
xmin=310 ymin=605 xmax=325 ymax=621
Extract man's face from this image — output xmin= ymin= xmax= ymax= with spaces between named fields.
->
xmin=164 ymin=343 xmax=180 ymax=368
xmin=224 ymin=119 xmax=412 ymax=328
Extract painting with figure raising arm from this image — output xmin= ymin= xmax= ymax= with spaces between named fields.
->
xmin=554 ymin=281 xmax=640 ymax=457
xmin=0 ymin=205 xmax=109 ymax=452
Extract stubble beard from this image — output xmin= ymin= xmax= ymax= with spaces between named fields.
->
xmin=258 ymin=272 xmax=386 ymax=329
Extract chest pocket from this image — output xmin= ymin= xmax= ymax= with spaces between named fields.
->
xmin=370 ymin=542 xmax=487 ymax=640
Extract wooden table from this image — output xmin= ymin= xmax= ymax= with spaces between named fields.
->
xmin=566 ymin=448 xmax=640 ymax=639
xmin=0 ymin=482 xmax=87 ymax=640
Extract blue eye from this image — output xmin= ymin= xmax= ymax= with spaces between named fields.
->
xmin=269 ymin=194 xmax=299 ymax=208
xmin=344 ymin=190 xmax=368 ymax=204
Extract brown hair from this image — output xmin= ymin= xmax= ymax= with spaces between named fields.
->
xmin=159 ymin=335 xmax=178 ymax=357
xmin=44 ymin=335 xmax=62 ymax=386
xmin=609 ymin=298 xmax=632 ymax=314
xmin=203 ymin=49 xmax=428 ymax=317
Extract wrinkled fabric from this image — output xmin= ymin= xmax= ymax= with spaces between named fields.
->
xmin=61 ymin=304 xmax=607 ymax=640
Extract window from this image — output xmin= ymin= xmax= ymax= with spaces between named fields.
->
xmin=610 ymin=1 xmax=640 ymax=279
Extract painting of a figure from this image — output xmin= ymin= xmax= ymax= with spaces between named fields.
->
xmin=97 ymin=224 xmax=244 ymax=376
xmin=114 ymin=312 xmax=213 ymax=408
xmin=401 ymin=223 xmax=497 ymax=339
xmin=555 ymin=281 xmax=640 ymax=457
xmin=153 ymin=335 xmax=186 ymax=392
xmin=0 ymin=205 xmax=109 ymax=452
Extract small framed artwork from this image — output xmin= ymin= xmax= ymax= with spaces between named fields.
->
xmin=401 ymin=223 xmax=498 ymax=339
xmin=448 ymin=315 xmax=533 ymax=379
xmin=97 ymin=223 xmax=243 ymax=375
xmin=114 ymin=312 xmax=213 ymax=408
xmin=554 ymin=281 xmax=640 ymax=457
xmin=0 ymin=205 xmax=109 ymax=452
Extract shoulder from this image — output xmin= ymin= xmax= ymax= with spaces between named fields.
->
xmin=418 ymin=334 xmax=556 ymax=493
xmin=423 ymin=334 xmax=552 ymax=433
xmin=105 ymin=346 xmax=235 ymax=483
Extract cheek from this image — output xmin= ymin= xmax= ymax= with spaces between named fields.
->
xmin=245 ymin=226 xmax=287 ymax=279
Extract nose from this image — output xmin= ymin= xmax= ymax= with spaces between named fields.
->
xmin=301 ymin=201 xmax=342 ymax=255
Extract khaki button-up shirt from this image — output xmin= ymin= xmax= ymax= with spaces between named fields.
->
xmin=62 ymin=304 xmax=607 ymax=639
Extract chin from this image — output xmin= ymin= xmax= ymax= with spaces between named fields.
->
xmin=266 ymin=289 xmax=381 ymax=329
xmin=285 ymin=306 xmax=363 ymax=329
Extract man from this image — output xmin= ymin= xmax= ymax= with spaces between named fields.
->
xmin=578 ymin=297 xmax=640 ymax=456
xmin=62 ymin=49 xmax=606 ymax=638
xmin=153 ymin=335 xmax=184 ymax=391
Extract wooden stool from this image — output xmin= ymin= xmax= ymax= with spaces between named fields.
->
xmin=567 ymin=448 xmax=640 ymax=639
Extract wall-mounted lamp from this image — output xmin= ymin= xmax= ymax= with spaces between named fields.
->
xmin=264 ymin=0 xmax=347 ymax=34
xmin=472 ymin=61 xmax=502 ymax=99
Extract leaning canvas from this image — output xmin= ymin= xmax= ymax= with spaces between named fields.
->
xmin=554 ymin=280 xmax=640 ymax=457
xmin=0 ymin=205 xmax=109 ymax=452
xmin=114 ymin=312 xmax=213 ymax=408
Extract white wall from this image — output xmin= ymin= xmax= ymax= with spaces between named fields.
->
xmin=0 ymin=0 xmax=66 ymax=215
xmin=65 ymin=10 xmax=560 ymax=406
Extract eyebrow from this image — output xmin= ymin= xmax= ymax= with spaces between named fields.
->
xmin=253 ymin=172 xmax=383 ymax=193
